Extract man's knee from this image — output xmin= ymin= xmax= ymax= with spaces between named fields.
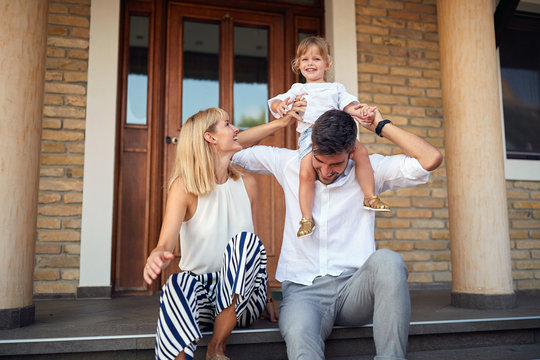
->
xmin=370 ymin=249 xmax=408 ymax=282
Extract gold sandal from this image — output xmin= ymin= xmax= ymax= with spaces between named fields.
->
xmin=297 ymin=218 xmax=315 ymax=238
xmin=363 ymin=195 xmax=390 ymax=212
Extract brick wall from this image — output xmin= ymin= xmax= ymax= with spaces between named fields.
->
xmin=355 ymin=0 xmax=540 ymax=290
xmin=35 ymin=0 xmax=90 ymax=296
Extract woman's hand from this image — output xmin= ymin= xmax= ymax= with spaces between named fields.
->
xmin=143 ymin=250 xmax=175 ymax=285
xmin=261 ymin=299 xmax=279 ymax=322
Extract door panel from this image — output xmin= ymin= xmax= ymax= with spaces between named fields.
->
xmin=162 ymin=3 xmax=286 ymax=286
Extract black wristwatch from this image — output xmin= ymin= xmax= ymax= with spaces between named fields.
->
xmin=375 ymin=119 xmax=392 ymax=137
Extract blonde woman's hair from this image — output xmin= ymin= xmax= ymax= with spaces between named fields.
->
xmin=291 ymin=36 xmax=333 ymax=77
xmin=168 ymin=108 xmax=241 ymax=196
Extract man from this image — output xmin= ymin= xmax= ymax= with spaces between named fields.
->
xmin=234 ymin=109 xmax=443 ymax=359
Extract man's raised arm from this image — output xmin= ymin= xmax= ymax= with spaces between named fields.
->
xmin=360 ymin=110 xmax=443 ymax=171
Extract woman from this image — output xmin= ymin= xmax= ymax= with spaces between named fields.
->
xmin=143 ymin=107 xmax=295 ymax=360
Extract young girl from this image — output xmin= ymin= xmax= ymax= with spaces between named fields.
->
xmin=268 ymin=36 xmax=390 ymax=238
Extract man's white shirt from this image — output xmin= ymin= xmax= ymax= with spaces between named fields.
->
xmin=233 ymin=146 xmax=431 ymax=285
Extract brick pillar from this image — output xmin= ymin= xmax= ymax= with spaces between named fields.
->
xmin=0 ymin=0 xmax=48 ymax=328
xmin=437 ymin=0 xmax=515 ymax=308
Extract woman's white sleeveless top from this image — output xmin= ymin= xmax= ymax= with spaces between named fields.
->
xmin=179 ymin=177 xmax=254 ymax=274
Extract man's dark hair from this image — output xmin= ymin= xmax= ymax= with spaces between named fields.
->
xmin=311 ymin=109 xmax=357 ymax=155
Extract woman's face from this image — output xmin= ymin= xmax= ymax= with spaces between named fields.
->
xmin=207 ymin=114 xmax=241 ymax=154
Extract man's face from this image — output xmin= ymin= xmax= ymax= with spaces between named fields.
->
xmin=311 ymin=151 xmax=351 ymax=185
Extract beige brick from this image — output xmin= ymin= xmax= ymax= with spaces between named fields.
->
xmin=43 ymin=119 xmax=63 ymax=129
xmin=390 ymin=66 xmax=422 ymax=77
xmin=516 ymin=260 xmax=540 ymax=270
xmin=433 ymin=272 xmax=452 ymax=282
xmin=358 ymin=63 xmax=389 ymax=74
xmin=432 ymin=252 xmax=451 ymax=261
xmin=387 ymin=10 xmax=420 ymax=21
xmin=356 ymin=15 xmax=371 ymax=25
xmin=391 ymin=106 xmax=425 ymax=117
xmin=45 ymin=71 xmax=64 ymax=81
xmin=357 ymin=24 xmax=389 ymax=36
xmin=516 ymin=280 xmax=540 ymax=291
xmin=49 ymin=3 xmax=69 ymax=14
xmin=44 ymin=94 xmax=64 ymax=106
xmin=68 ymin=143 xmax=85 ymax=153
xmin=40 ymin=167 xmax=65 ymax=177
xmin=508 ymin=209 xmax=531 ymax=220
xmin=512 ymin=271 xmax=532 ymax=280
xmin=48 ymin=37 xmax=88 ymax=49
xmin=516 ymin=240 xmax=540 ymax=250
xmin=47 ymin=47 xmax=66 ymax=58
xmin=411 ymin=219 xmax=445 ymax=229
xmin=64 ymin=244 xmax=81 ymax=254
xmin=48 ymin=26 xmax=68 ymax=38
xmin=64 ymin=72 xmax=87 ymax=83
xmin=49 ymin=14 xmax=89 ymax=28
xmin=512 ymin=220 xmax=540 ymax=229
xmin=45 ymin=83 xmax=86 ymax=95
xmin=412 ymin=198 xmax=445 ymax=208
xmin=371 ymin=36 xmax=406 ymax=47
xmin=506 ymin=190 xmax=529 ymax=199
xmin=41 ymin=142 xmax=66 ymax=153
xmin=415 ymin=240 xmax=448 ymax=250
xmin=38 ymin=231 xmax=80 ymax=242
xmin=408 ymin=273 xmax=433 ymax=283
xmin=70 ymin=28 xmax=90 ymax=39
xmin=47 ymin=58 xmax=87 ymax=71
xmin=410 ymin=98 xmax=442 ymax=108
xmin=41 ymin=155 xmax=84 ymax=166
xmin=68 ymin=49 xmax=89 ymax=59
xmin=63 ymin=219 xmax=81 ymax=229
xmin=407 ymin=39 xmax=438 ymax=51
xmin=372 ymin=75 xmax=406 ymax=85
xmin=397 ymin=209 xmax=432 ymax=218
xmin=39 ymin=205 xmax=82 ymax=217
xmin=426 ymin=89 xmax=442 ymax=98
xmin=67 ymin=168 xmax=84 ymax=178
xmin=61 ymin=269 xmax=80 ymax=280
xmin=35 ymin=281 xmax=78 ymax=294
xmin=407 ymin=21 xmax=438 ymax=32
xmin=65 ymin=96 xmax=86 ymax=107
xmin=514 ymin=182 xmax=540 ymax=190
xmin=510 ymin=230 xmax=530 ymax=239
xmin=357 ymin=6 xmax=387 ymax=16
xmin=514 ymin=201 xmax=540 ymax=209
xmin=359 ymin=83 xmax=392 ymax=94
xmin=405 ymin=3 xmax=436 ymax=14
xmin=431 ymin=230 xmax=450 ymax=240
xmin=375 ymin=230 xmax=394 ymax=240
xmin=370 ymin=0 xmax=404 ymax=10
xmin=408 ymin=59 xmax=440 ymax=69
xmin=431 ymin=188 xmax=447 ymax=198
xmin=512 ymin=250 xmax=532 ymax=260
xmin=37 ymin=217 xmax=62 ymax=229
xmin=396 ymin=188 xmax=430 ymax=197
xmin=433 ymin=209 xmax=449 ymax=219
xmin=372 ymin=17 xmax=406 ymax=29
xmin=39 ymin=193 xmax=62 ymax=204
xmin=385 ymin=198 xmax=411 ymax=208
xmin=401 ymin=252 xmax=431 ymax=261
xmin=392 ymin=87 xmax=425 ymax=98
xmin=35 ymin=243 xmax=62 ymax=254
xmin=395 ymin=229 xmax=429 ymax=240
xmin=412 ymin=262 xmax=448 ymax=272
xmin=34 ymin=269 xmax=60 ymax=281
xmin=377 ymin=240 xmax=414 ymax=251
xmin=377 ymin=219 xmax=410 ymax=228
xmin=70 ymin=5 xmax=91 ymax=17
xmin=63 ymin=120 xmax=86 ymax=130
xmin=64 ymin=193 xmax=82 ymax=203
xmin=43 ymin=106 xmax=85 ymax=118
xmin=37 ymin=255 xmax=80 ymax=268
xmin=374 ymin=94 xmax=409 ymax=105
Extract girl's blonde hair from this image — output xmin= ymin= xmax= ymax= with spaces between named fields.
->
xmin=291 ymin=36 xmax=333 ymax=76
xmin=168 ymin=108 xmax=241 ymax=196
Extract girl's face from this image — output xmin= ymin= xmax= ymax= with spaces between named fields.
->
xmin=206 ymin=114 xmax=242 ymax=154
xmin=298 ymin=45 xmax=330 ymax=83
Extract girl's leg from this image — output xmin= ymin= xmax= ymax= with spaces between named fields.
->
xmin=352 ymin=140 xmax=390 ymax=211
xmin=298 ymin=152 xmax=317 ymax=237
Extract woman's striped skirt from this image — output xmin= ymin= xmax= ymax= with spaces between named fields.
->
xmin=155 ymin=232 xmax=268 ymax=360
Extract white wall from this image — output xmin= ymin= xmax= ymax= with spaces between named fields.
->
xmin=79 ymin=0 xmax=121 ymax=288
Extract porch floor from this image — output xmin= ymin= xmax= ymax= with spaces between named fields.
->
xmin=1 ymin=289 xmax=540 ymax=359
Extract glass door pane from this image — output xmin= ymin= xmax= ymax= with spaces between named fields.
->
xmin=182 ymin=21 xmax=219 ymax=122
xmin=126 ymin=15 xmax=149 ymax=125
xmin=233 ymin=26 xmax=269 ymax=128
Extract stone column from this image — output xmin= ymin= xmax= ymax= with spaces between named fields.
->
xmin=0 ymin=0 xmax=48 ymax=328
xmin=437 ymin=0 xmax=515 ymax=309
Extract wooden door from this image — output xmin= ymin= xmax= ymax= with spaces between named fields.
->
xmin=159 ymin=3 xmax=288 ymax=288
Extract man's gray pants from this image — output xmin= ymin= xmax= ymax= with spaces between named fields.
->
xmin=279 ymin=249 xmax=410 ymax=360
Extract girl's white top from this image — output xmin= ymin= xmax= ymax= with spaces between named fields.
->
xmin=179 ymin=177 xmax=254 ymax=274
xmin=268 ymin=82 xmax=358 ymax=133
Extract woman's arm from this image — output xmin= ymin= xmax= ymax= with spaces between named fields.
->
xmin=237 ymin=100 xmax=305 ymax=148
xmin=143 ymin=178 xmax=193 ymax=285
